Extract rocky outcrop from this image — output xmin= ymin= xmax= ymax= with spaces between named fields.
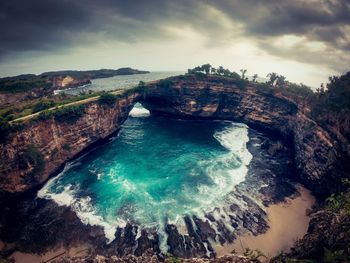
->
xmin=1 ymin=74 xmax=344 ymax=195
xmin=142 ymin=75 xmax=345 ymax=196
xmin=0 ymin=92 xmax=140 ymax=193
xmin=283 ymin=210 xmax=350 ymax=261
xmin=47 ymin=249 xmax=253 ymax=263
xmin=52 ymin=75 xmax=91 ymax=89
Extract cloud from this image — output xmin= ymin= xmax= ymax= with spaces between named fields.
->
xmin=0 ymin=0 xmax=348 ymax=75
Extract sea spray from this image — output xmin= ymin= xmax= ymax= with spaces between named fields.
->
xmin=37 ymin=106 xmax=253 ymax=248
xmin=129 ymin=103 xmax=150 ymax=117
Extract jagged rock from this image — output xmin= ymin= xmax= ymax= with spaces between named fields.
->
xmin=142 ymin=75 xmax=346 ymax=196
xmin=51 ymin=250 xmax=252 ymax=263
xmin=285 ymin=210 xmax=350 ymax=261
xmin=0 ymin=92 xmax=141 ymax=193
xmin=134 ymin=229 xmax=160 ymax=256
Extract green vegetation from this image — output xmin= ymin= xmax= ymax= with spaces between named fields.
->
xmin=187 ymin=64 xmax=313 ymax=97
xmin=323 ymin=248 xmax=348 ymax=263
xmin=38 ymin=104 xmax=85 ymax=123
xmin=97 ymin=92 xmax=118 ymax=106
xmin=20 ymin=145 xmax=45 ymax=177
xmin=274 ymin=248 xmax=350 ymax=263
xmin=32 ymin=100 xmax=55 ymax=113
xmin=326 ymin=179 xmax=350 ymax=215
xmin=187 ymin=64 xmax=248 ymax=89
xmin=0 ymin=75 xmax=51 ymax=93
xmin=0 ymin=68 xmax=149 ymax=93
xmin=165 ymin=253 xmax=181 ymax=263
xmin=312 ymin=72 xmax=350 ymax=117
xmin=0 ymin=117 xmax=12 ymax=143
xmin=188 ymin=64 xmax=241 ymax=79
xmin=0 ymin=117 xmax=23 ymax=144
xmin=158 ymin=79 xmax=173 ymax=89
xmin=0 ymin=91 xmax=109 ymax=121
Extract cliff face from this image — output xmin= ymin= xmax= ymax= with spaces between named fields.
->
xmin=0 ymin=92 xmax=140 ymax=193
xmin=142 ymin=75 xmax=343 ymax=196
xmin=1 ymin=75 xmax=346 ymax=196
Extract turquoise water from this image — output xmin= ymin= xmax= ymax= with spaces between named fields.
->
xmin=38 ymin=105 xmax=252 ymax=242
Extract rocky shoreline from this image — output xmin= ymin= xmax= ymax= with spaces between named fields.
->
xmin=0 ymin=125 xmax=307 ymax=261
xmin=0 ymin=74 xmax=349 ymax=262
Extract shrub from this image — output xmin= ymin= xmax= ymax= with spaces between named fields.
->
xmin=0 ymin=78 xmax=51 ymax=93
xmin=38 ymin=104 xmax=85 ymax=123
xmin=326 ymin=179 xmax=350 ymax=215
xmin=312 ymin=72 xmax=350 ymax=118
xmin=0 ymin=118 xmax=24 ymax=144
xmin=165 ymin=253 xmax=181 ymax=263
xmin=0 ymin=117 xmax=12 ymax=144
xmin=20 ymin=145 xmax=45 ymax=176
xmin=158 ymin=79 xmax=173 ymax=89
xmin=32 ymin=100 xmax=55 ymax=113
xmin=98 ymin=92 xmax=117 ymax=106
xmin=235 ymin=79 xmax=248 ymax=89
xmin=62 ymin=143 xmax=71 ymax=151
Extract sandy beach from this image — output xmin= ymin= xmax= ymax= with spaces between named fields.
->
xmin=215 ymin=185 xmax=315 ymax=259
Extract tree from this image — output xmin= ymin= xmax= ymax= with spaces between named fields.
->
xmin=252 ymin=74 xmax=258 ymax=82
xmin=240 ymin=69 xmax=247 ymax=80
xmin=201 ymin=64 xmax=212 ymax=75
xmin=276 ymin=75 xmax=286 ymax=86
xmin=211 ymin=67 xmax=217 ymax=75
xmin=217 ymin=66 xmax=225 ymax=75
xmin=267 ymin=72 xmax=279 ymax=86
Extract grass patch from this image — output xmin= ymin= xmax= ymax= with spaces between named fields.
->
xmin=97 ymin=92 xmax=117 ymax=106
xmin=38 ymin=104 xmax=86 ymax=123
xmin=0 ymin=76 xmax=51 ymax=93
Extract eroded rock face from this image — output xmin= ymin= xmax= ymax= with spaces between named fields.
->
xmin=0 ymin=93 xmax=140 ymax=193
xmin=52 ymin=249 xmax=253 ymax=263
xmin=1 ymin=75 xmax=344 ymax=196
xmin=142 ymin=75 xmax=344 ymax=196
xmin=285 ymin=210 xmax=350 ymax=261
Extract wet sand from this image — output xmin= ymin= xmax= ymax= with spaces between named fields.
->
xmin=9 ymin=244 xmax=90 ymax=263
xmin=215 ymin=185 xmax=315 ymax=259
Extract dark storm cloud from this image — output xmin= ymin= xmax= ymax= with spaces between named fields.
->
xmin=0 ymin=0 xmax=349 ymax=71
xmin=211 ymin=0 xmax=350 ymax=51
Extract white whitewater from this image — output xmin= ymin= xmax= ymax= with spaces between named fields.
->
xmin=37 ymin=117 xmax=253 ymax=248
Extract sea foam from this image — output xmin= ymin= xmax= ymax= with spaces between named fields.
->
xmin=129 ymin=103 xmax=150 ymax=117
xmin=38 ymin=161 xmax=119 ymax=243
xmin=37 ymin=117 xmax=253 ymax=246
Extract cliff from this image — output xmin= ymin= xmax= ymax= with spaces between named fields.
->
xmin=0 ymin=92 xmax=141 ymax=193
xmin=141 ymin=75 xmax=346 ymax=196
xmin=1 ymin=74 xmax=347 ymax=196
xmin=0 ymin=67 xmax=149 ymax=108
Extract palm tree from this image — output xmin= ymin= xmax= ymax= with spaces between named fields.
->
xmin=276 ymin=75 xmax=286 ymax=86
xmin=267 ymin=72 xmax=278 ymax=86
xmin=252 ymin=74 xmax=258 ymax=82
xmin=240 ymin=69 xmax=247 ymax=80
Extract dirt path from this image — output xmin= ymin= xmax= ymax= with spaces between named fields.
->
xmin=10 ymin=89 xmax=125 ymax=123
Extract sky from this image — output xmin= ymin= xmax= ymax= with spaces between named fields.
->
xmin=0 ymin=0 xmax=349 ymax=87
